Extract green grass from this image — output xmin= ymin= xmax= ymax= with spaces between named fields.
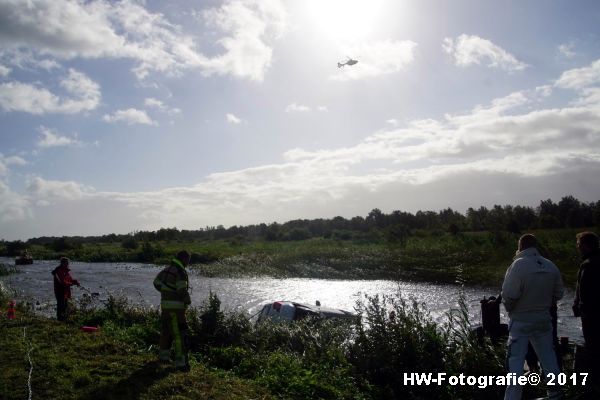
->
xmin=0 ymin=314 xmax=271 ymax=400
xmin=1 ymin=282 xmax=592 ymax=400
xmin=0 ymin=263 xmax=18 ymax=276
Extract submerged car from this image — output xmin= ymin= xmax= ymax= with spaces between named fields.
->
xmin=256 ymin=300 xmax=357 ymax=323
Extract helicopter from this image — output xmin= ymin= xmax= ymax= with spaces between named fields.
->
xmin=337 ymin=58 xmax=358 ymax=68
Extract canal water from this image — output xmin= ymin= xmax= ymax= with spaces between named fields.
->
xmin=0 ymin=257 xmax=582 ymax=342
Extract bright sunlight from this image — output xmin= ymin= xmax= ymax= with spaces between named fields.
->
xmin=307 ymin=0 xmax=385 ymax=40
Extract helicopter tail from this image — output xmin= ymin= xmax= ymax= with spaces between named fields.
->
xmin=337 ymin=62 xmax=343 ymax=68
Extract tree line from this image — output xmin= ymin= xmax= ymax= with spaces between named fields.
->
xmin=2 ymin=196 xmax=599 ymax=256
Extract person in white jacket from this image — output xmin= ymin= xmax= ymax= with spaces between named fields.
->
xmin=501 ymin=234 xmax=564 ymax=400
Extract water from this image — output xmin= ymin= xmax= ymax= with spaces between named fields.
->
xmin=0 ymin=257 xmax=582 ymax=342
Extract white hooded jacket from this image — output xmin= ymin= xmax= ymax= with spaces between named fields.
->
xmin=501 ymin=247 xmax=564 ymax=322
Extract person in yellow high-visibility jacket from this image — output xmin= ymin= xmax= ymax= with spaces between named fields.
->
xmin=153 ymin=250 xmax=192 ymax=370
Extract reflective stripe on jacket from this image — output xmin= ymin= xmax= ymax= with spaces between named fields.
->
xmin=153 ymin=258 xmax=191 ymax=310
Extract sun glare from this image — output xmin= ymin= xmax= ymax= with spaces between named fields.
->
xmin=307 ymin=0 xmax=384 ymax=41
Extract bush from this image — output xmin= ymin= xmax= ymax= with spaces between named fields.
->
xmin=348 ymin=293 xmax=505 ymax=399
xmin=121 ymin=237 xmax=139 ymax=250
xmin=136 ymin=242 xmax=165 ymax=262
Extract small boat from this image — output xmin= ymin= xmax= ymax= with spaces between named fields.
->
xmin=15 ymin=255 xmax=33 ymax=265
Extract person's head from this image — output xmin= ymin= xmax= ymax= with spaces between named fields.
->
xmin=518 ymin=234 xmax=537 ymax=252
xmin=176 ymin=250 xmax=191 ymax=266
xmin=59 ymin=257 xmax=69 ymax=267
xmin=576 ymin=231 xmax=599 ymax=256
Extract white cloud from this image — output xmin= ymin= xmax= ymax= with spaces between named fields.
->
xmin=0 ymin=154 xmax=25 ymax=177
xmin=200 ymin=0 xmax=288 ymax=81
xmin=0 ymin=181 xmax=30 ymax=223
xmin=0 ymin=0 xmax=287 ymax=81
xmin=144 ymin=97 xmax=181 ymax=116
xmin=37 ymin=126 xmax=81 ymax=148
xmin=26 ymin=176 xmax=94 ymax=200
xmin=1 ymin=154 xmax=26 ymax=167
xmin=0 ymin=68 xmax=100 ymax=114
xmin=103 ymin=108 xmax=157 ymax=125
xmin=144 ymin=97 xmax=166 ymax=109
xmin=558 ymin=43 xmax=576 ymax=58
xmin=285 ymin=103 xmax=328 ymax=113
xmin=285 ymin=103 xmax=310 ymax=112
xmin=0 ymin=64 xmax=10 ymax=76
xmin=572 ymin=87 xmax=600 ymax=107
xmin=4 ymin=61 xmax=600 ymax=239
xmin=555 ymin=59 xmax=600 ymax=90
xmin=226 ymin=113 xmax=242 ymax=124
xmin=443 ymin=34 xmax=528 ymax=72
xmin=331 ymin=40 xmax=417 ymax=81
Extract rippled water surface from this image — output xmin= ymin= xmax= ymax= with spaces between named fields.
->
xmin=0 ymin=257 xmax=582 ymax=342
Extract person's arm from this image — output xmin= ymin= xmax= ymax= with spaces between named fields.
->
xmin=579 ymin=267 xmax=595 ymax=316
xmin=553 ymin=268 xmax=564 ymax=303
xmin=176 ymin=271 xmax=191 ymax=305
xmin=501 ymin=262 xmax=522 ymax=312
xmin=63 ymin=272 xmax=73 ymax=287
xmin=573 ymin=269 xmax=582 ymax=317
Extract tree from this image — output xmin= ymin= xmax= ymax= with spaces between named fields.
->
xmin=386 ymin=224 xmax=411 ymax=247
xmin=121 ymin=236 xmax=139 ymax=250
xmin=367 ymin=208 xmax=387 ymax=228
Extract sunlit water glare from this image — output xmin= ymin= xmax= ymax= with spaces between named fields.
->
xmin=0 ymin=258 xmax=582 ymax=342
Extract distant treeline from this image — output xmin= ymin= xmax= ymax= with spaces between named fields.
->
xmin=1 ymin=196 xmax=599 ymax=256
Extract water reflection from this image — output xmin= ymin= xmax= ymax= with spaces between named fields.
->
xmin=0 ymin=258 xmax=581 ymax=342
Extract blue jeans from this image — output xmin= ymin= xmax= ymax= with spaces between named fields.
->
xmin=504 ymin=319 xmax=563 ymax=400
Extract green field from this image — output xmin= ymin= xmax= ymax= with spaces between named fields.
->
xmin=5 ymin=228 xmax=586 ymax=286
xmin=1 ymin=285 xmax=589 ymax=400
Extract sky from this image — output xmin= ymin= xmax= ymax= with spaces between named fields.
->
xmin=1 ymin=0 xmax=600 ymax=240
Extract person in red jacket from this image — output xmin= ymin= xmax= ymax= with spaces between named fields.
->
xmin=51 ymin=257 xmax=80 ymax=321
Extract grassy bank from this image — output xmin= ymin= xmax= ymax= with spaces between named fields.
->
xmin=1 ymin=285 xmax=589 ymax=400
xmin=9 ymin=228 xmax=586 ymax=287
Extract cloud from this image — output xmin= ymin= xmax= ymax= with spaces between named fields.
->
xmin=443 ymin=34 xmax=528 ymax=72
xmin=555 ymin=59 xmax=600 ymax=90
xmin=37 ymin=126 xmax=81 ymax=148
xmin=558 ymin=43 xmax=576 ymax=58
xmin=1 ymin=154 xmax=26 ymax=167
xmin=0 ymin=154 xmax=25 ymax=177
xmin=573 ymin=87 xmax=600 ymax=106
xmin=0 ymin=181 xmax=30 ymax=223
xmin=200 ymin=0 xmax=288 ymax=81
xmin=0 ymin=0 xmax=287 ymax=81
xmin=0 ymin=0 xmax=200 ymax=79
xmin=103 ymin=108 xmax=157 ymax=125
xmin=285 ymin=103 xmax=328 ymax=113
xmin=331 ymin=39 xmax=417 ymax=81
xmin=226 ymin=113 xmax=242 ymax=124
xmin=3 ymin=60 xmax=600 ymax=239
xmin=26 ymin=176 xmax=94 ymax=200
xmin=285 ymin=103 xmax=310 ymax=112
xmin=0 ymin=64 xmax=9 ymax=76
xmin=0 ymin=68 xmax=100 ymax=114
xmin=144 ymin=97 xmax=181 ymax=116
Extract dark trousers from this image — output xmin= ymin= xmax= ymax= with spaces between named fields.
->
xmin=159 ymin=309 xmax=189 ymax=367
xmin=576 ymin=317 xmax=600 ymax=396
xmin=56 ymin=296 xmax=68 ymax=321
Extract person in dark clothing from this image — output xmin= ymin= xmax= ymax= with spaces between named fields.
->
xmin=51 ymin=257 xmax=80 ymax=321
xmin=573 ymin=231 xmax=600 ymax=397
xmin=153 ymin=251 xmax=192 ymax=370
